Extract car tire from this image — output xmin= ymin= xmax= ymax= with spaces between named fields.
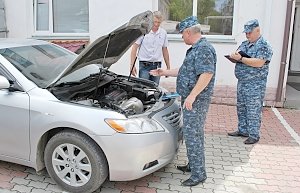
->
xmin=44 ymin=130 xmax=108 ymax=193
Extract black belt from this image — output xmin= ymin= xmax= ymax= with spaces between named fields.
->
xmin=140 ymin=61 xmax=161 ymax=66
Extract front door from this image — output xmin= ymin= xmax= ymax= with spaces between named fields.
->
xmin=0 ymin=69 xmax=30 ymax=160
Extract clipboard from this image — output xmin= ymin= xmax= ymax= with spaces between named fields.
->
xmin=225 ymin=51 xmax=251 ymax=63
xmin=238 ymin=51 xmax=251 ymax=58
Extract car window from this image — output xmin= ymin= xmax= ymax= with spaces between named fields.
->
xmin=0 ymin=44 xmax=76 ymax=88
xmin=0 ymin=63 xmax=13 ymax=81
xmin=0 ymin=67 xmax=4 ymax=77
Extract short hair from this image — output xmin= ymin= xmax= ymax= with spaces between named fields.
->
xmin=153 ymin=11 xmax=163 ymax=21
xmin=187 ymin=24 xmax=201 ymax=34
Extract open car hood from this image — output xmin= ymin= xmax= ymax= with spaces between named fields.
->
xmin=48 ymin=11 xmax=153 ymax=88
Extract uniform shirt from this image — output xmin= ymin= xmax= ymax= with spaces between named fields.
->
xmin=235 ymin=36 xmax=273 ymax=81
xmin=135 ymin=27 xmax=168 ymax=62
xmin=177 ymin=37 xmax=216 ymax=99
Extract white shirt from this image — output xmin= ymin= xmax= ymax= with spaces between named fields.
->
xmin=135 ymin=27 xmax=168 ymax=62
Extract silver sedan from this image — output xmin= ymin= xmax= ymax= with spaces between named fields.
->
xmin=0 ymin=11 xmax=182 ymax=193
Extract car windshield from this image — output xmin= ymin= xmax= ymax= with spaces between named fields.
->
xmin=55 ymin=64 xmax=103 ymax=86
xmin=0 ymin=44 xmax=76 ymax=88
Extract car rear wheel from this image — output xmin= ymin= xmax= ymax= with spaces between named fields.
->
xmin=44 ymin=130 xmax=108 ymax=193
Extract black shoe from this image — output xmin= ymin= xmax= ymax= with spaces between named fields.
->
xmin=182 ymin=176 xmax=207 ymax=186
xmin=244 ymin=137 xmax=260 ymax=144
xmin=228 ymin=131 xmax=249 ymax=137
xmin=177 ymin=163 xmax=191 ymax=172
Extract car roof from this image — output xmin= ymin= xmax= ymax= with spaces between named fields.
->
xmin=0 ymin=38 xmax=49 ymax=49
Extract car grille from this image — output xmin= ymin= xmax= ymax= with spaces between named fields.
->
xmin=162 ymin=111 xmax=182 ymax=129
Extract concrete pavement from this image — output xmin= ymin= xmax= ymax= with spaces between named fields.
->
xmin=1 ymin=104 xmax=300 ymax=193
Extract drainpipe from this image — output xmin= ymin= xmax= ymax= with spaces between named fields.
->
xmin=276 ymin=0 xmax=294 ymax=103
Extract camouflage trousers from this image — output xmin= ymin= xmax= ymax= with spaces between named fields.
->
xmin=237 ymin=80 xmax=266 ymax=140
xmin=182 ymin=97 xmax=210 ymax=181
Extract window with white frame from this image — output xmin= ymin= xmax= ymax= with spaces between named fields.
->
xmin=159 ymin=0 xmax=234 ymax=35
xmin=35 ymin=0 xmax=89 ymax=34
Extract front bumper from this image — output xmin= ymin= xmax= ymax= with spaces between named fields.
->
xmin=94 ymin=99 xmax=182 ymax=181
xmin=96 ymin=130 xmax=180 ymax=181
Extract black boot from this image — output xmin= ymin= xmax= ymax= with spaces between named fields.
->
xmin=182 ymin=176 xmax=207 ymax=186
xmin=176 ymin=163 xmax=191 ymax=172
xmin=244 ymin=137 xmax=260 ymax=144
xmin=228 ymin=130 xmax=248 ymax=137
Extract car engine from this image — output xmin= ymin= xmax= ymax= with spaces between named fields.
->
xmin=51 ymin=69 xmax=162 ymax=116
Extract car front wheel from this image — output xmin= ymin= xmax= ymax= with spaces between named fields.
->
xmin=44 ymin=130 xmax=108 ymax=193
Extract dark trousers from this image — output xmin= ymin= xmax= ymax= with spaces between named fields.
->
xmin=182 ymin=98 xmax=210 ymax=180
xmin=237 ymin=80 xmax=266 ymax=139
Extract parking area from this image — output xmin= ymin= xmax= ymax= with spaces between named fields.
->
xmin=1 ymin=104 xmax=300 ymax=193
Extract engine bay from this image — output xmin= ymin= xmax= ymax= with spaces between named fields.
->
xmin=50 ymin=69 xmax=162 ymax=116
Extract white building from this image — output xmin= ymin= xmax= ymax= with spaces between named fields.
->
xmin=1 ymin=0 xmax=300 ymax=108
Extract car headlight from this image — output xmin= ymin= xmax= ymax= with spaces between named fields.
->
xmin=105 ymin=118 xmax=165 ymax=133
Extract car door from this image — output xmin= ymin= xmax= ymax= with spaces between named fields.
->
xmin=0 ymin=64 xmax=30 ymax=160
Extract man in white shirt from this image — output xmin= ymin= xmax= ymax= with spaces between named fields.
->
xmin=130 ymin=11 xmax=170 ymax=84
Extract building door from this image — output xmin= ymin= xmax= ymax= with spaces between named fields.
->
xmin=290 ymin=3 xmax=300 ymax=71
xmin=284 ymin=0 xmax=300 ymax=109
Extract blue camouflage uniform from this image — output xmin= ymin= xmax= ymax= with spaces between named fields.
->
xmin=177 ymin=37 xmax=216 ymax=181
xmin=235 ymin=35 xmax=273 ymax=140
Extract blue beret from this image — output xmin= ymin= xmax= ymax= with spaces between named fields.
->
xmin=177 ymin=16 xmax=199 ymax=33
xmin=243 ymin=19 xmax=259 ymax=33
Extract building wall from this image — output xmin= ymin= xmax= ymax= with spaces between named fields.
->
xmin=4 ymin=0 xmax=33 ymax=38
xmin=89 ymin=0 xmax=154 ymax=41
xmin=3 ymin=0 xmax=289 ymax=106
xmin=0 ymin=0 xmax=7 ymax=37
xmin=110 ymin=0 xmax=288 ymax=107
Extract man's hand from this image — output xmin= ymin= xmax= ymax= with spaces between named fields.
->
xmin=183 ymin=94 xmax=196 ymax=110
xmin=150 ymin=68 xmax=165 ymax=76
xmin=230 ymin=51 xmax=242 ymax=61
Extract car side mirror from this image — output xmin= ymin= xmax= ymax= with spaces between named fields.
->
xmin=0 ymin=75 xmax=10 ymax=89
xmin=0 ymin=75 xmax=20 ymax=92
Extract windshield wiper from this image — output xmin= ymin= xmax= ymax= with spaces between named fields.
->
xmin=54 ymin=81 xmax=82 ymax=87
xmin=81 ymin=72 xmax=102 ymax=81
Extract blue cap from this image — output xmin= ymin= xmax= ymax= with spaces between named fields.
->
xmin=177 ymin=16 xmax=199 ymax=33
xmin=243 ymin=19 xmax=259 ymax=33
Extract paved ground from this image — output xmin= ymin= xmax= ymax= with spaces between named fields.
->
xmin=1 ymin=104 xmax=300 ymax=193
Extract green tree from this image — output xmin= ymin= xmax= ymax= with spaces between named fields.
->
xmin=166 ymin=0 xmax=233 ymax=35
xmin=197 ymin=0 xmax=216 ymax=22
xmin=169 ymin=0 xmax=193 ymax=21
